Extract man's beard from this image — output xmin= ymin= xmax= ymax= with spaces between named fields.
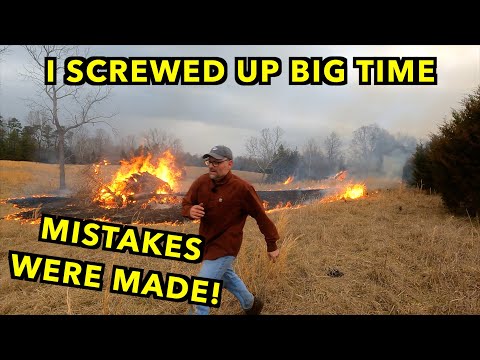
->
xmin=209 ymin=171 xmax=224 ymax=181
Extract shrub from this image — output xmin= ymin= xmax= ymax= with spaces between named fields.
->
xmin=428 ymin=85 xmax=480 ymax=216
xmin=407 ymin=141 xmax=436 ymax=191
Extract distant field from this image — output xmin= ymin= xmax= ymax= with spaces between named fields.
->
xmin=1 ymin=160 xmax=479 ymax=315
xmin=0 ymin=160 xmax=264 ymax=199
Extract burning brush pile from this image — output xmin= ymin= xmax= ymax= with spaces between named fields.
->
xmin=91 ymin=150 xmax=184 ymax=210
xmin=4 ymin=150 xmax=188 ymax=225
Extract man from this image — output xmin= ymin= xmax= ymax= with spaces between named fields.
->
xmin=181 ymin=145 xmax=280 ymax=315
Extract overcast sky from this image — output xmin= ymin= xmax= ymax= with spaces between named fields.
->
xmin=0 ymin=45 xmax=479 ymax=157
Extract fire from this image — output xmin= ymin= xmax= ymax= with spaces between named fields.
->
xmin=343 ymin=183 xmax=366 ymax=199
xmin=93 ymin=150 xmax=184 ymax=208
xmin=5 ymin=211 xmax=41 ymax=224
xmin=263 ymin=200 xmax=269 ymax=209
xmin=334 ymin=170 xmax=347 ymax=181
xmin=283 ymin=176 xmax=294 ymax=185
xmin=94 ymin=159 xmax=110 ymax=175
xmin=265 ymin=201 xmax=302 ymax=213
xmin=320 ymin=183 xmax=367 ymax=203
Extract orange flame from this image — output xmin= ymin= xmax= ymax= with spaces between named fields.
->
xmin=263 ymin=200 xmax=269 ymax=209
xmin=341 ymin=183 xmax=366 ymax=199
xmin=93 ymin=150 xmax=184 ymax=208
xmin=5 ymin=212 xmax=41 ymax=224
xmin=321 ymin=183 xmax=367 ymax=203
xmin=334 ymin=170 xmax=347 ymax=181
xmin=94 ymin=159 xmax=110 ymax=175
xmin=283 ymin=176 xmax=294 ymax=185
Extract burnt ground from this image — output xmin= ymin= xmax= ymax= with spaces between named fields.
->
xmin=2 ymin=189 xmax=326 ymax=225
xmin=258 ymin=189 xmax=326 ymax=208
xmin=2 ymin=195 xmax=186 ymax=225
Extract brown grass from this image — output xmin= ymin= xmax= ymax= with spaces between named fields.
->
xmin=1 ymin=160 xmax=479 ymax=315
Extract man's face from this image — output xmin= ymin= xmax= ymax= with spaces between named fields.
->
xmin=206 ymin=157 xmax=232 ymax=180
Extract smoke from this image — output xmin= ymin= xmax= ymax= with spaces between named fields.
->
xmin=382 ymin=148 xmax=411 ymax=179
xmin=52 ymin=188 xmax=75 ymax=197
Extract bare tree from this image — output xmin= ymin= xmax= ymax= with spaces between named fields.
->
xmin=93 ymin=128 xmax=112 ymax=158
xmin=302 ymin=138 xmax=323 ymax=179
xmin=71 ymin=126 xmax=91 ymax=163
xmin=0 ymin=46 xmax=10 ymax=61
xmin=21 ymin=45 xmax=116 ymax=190
xmin=324 ymin=131 xmax=343 ymax=173
xmin=142 ymin=128 xmax=183 ymax=156
xmin=245 ymin=126 xmax=284 ymax=181
xmin=348 ymin=123 xmax=396 ymax=176
xmin=120 ymin=135 xmax=137 ymax=159
xmin=348 ymin=124 xmax=379 ymax=175
xmin=26 ymin=109 xmax=50 ymax=150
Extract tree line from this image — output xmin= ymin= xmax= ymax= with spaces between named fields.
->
xmin=0 ymin=109 xmax=419 ymax=184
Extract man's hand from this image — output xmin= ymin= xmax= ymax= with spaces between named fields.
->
xmin=189 ymin=203 xmax=205 ymax=220
xmin=267 ymin=248 xmax=280 ymax=262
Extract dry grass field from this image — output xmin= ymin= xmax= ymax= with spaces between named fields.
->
xmin=1 ymin=160 xmax=479 ymax=315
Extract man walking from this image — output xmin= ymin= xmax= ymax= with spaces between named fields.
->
xmin=182 ymin=145 xmax=280 ymax=315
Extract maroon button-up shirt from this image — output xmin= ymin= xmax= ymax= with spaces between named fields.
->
xmin=181 ymin=171 xmax=279 ymax=261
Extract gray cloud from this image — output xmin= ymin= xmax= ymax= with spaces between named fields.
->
xmin=0 ymin=45 xmax=479 ymax=157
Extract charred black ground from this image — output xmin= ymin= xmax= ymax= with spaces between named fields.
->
xmin=3 ymin=189 xmax=327 ymax=224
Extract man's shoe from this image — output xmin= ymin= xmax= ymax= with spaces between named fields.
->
xmin=244 ymin=296 xmax=264 ymax=315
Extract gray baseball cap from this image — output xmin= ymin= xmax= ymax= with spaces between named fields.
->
xmin=202 ymin=145 xmax=233 ymax=160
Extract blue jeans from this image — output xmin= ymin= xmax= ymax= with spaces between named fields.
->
xmin=190 ymin=256 xmax=254 ymax=315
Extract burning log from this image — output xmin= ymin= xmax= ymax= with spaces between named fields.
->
xmin=333 ymin=170 xmax=347 ymax=181
xmin=123 ymin=173 xmax=177 ymax=206
xmin=125 ymin=172 xmax=173 ymax=195
xmin=95 ymin=172 xmax=175 ymax=208
xmin=130 ymin=192 xmax=184 ymax=205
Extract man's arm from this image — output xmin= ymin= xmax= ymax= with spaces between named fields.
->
xmin=181 ymin=181 xmax=199 ymax=220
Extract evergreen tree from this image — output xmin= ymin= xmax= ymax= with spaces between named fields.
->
xmin=409 ymin=141 xmax=435 ymax=191
xmin=428 ymin=85 xmax=480 ymax=216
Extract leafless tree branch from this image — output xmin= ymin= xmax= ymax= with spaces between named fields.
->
xmin=20 ymin=45 xmax=117 ymax=190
